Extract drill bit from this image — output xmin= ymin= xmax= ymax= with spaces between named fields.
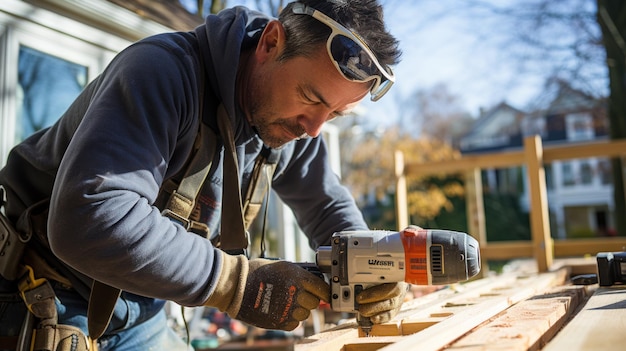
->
xmin=357 ymin=315 xmax=373 ymax=337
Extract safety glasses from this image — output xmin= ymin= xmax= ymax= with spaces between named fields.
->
xmin=292 ymin=2 xmax=395 ymax=101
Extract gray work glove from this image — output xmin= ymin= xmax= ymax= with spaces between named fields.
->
xmin=205 ymin=251 xmax=329 ymax=331
xmin=356 ymin=282 xmax=408 ymax=324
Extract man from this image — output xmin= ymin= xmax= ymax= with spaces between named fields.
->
xmin=0 ymin=0 xmax=403 ymax=350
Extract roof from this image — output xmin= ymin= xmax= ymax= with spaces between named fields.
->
xmin=106 ymin=0 xmax=203 ymax=31
xmin=546 ymin=82 xmax=602 ymax=115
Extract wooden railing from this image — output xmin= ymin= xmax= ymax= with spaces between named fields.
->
xmin=395 ymin=135 xmax=626 ymax=272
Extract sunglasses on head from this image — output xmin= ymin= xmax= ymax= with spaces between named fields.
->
xmin=291 ymin=2 xmax=395 ymax=102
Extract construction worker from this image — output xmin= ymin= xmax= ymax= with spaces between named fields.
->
xmin=0 ymin=0 xmax=403 ymax=350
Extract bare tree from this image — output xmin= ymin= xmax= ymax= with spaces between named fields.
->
xmin=412 ymin=83 xmax=474 ymax=145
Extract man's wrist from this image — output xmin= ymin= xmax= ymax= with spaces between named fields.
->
xmin=204 ymin=250 xmax=248 ymax=317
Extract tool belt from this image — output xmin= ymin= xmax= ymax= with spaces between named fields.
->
xmin=1 ymin=187 xmax=95 ymax=351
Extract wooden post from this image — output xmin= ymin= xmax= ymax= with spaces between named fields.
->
xmin=395 ymin=150 xmax=408 ymax=230
xmin=465 ymin=168 xmax=487 ymax=275
xmin=524 ymin=135 xmax=553 ymax=272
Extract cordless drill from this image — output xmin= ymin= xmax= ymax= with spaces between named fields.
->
xmin=314 ymin=227 xmax=481 ymax=335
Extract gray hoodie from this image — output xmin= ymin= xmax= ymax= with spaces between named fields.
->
xmin=0 ymin=7 xmax=367 ymax=322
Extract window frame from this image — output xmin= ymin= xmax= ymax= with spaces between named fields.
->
xmin=0 ymin=11 xmax=115 ymax=166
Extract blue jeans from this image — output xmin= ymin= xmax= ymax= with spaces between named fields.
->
xmin=95 ymin=310 xmax=192 ymax=351
xmin=53 ymin=284 xmax=192 ymax=351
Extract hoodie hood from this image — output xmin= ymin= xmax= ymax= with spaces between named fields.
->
xmin=197 ymin=7 xmax=270 ymax=142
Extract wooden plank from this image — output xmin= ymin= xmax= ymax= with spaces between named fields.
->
xmin=403 ymin=151 xmax=524 ymax=176
xmin=480 ymin=239 xmax=626 ymax=262
xmin=543 ymin=139 xmax=626 ymax=161
xmin=550 ymin=257 xmax=598 ymax=276
xmin=394 ymin=150 xmax=408 ymax=230
xmin=377 ymin=270 xmax=567 ymax=351
xmin=296 ymin=275 xmax=517 ymax=350
xmin=401 ymin=139 xmax=626 ymax=177
xmin=295 ymin=324 xmax=360 ymax=351
xmin=480 ymin=242 xmax=534 ymax=260
xmin=297 ymin=269 xmax=567 ymax=351
xmin=553 ymin=238 xmax=626 ymax=257
xmin=543 ymin=285 xmax=626 ymax=351
xmin=366 ymin=275 xmax=521 ymax=337
xmin=524 ymin=135 xmax=553 ymax=272
xmin=465 ymin=168 xmax=487 ymax=277
xmin=447 ymin=286 xmax=586 ymax=351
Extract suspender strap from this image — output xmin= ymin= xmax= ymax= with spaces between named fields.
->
xmin=215 ymin=104 xmax=248 ymax=252
xmin=87 ymin=280 xmax=121 ymax=339
xmin=161 ymin=123 xmax=216 ymax=234
xmin=243 ymin=146 xmax=280 ymax=230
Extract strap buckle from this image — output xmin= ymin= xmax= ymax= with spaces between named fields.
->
xmin=18 ymin=265 xmax=57 ymax=322
xmin=18 ymin=265 xmax=46 ymax=296
xmin=161 ymin=209 xmax=191 ymax=230
xmin=162 ymin=209 xmax=210 ymax=237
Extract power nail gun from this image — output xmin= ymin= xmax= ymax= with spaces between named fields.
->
xmin=311 ymin=227 xmax=481 ymax=335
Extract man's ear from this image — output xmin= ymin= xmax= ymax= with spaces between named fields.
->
xmin=256 ymin=20 xmax=285 ymax=62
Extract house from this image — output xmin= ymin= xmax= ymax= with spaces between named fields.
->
xmin=459 ymin=82 xmax=612 ymax=239
xmin=459 ymin=102 xmax=526 ymax=154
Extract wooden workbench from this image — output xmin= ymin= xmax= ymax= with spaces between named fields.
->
xmin=543 ymin=284 xmax=626 ymax=351
xmin=296 ymin=260 xmax=626 ymax=351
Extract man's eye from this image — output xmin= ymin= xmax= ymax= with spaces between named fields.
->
xmin=303 ymin=95 xmax=318 ymax=104
xmin=328 ymin=112 xmax=343 ymax=121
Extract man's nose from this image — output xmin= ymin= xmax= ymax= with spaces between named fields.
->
xmin=300 ymin=111 xmax=330 ymax=138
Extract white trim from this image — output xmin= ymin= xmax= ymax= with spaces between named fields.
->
xmin=33 ymin=0 xmax=175 ymax=39
xmin=0 ymin=0 xmax=164 ymax=52
xmin=0 ymin=28 xmax=17 ymax=166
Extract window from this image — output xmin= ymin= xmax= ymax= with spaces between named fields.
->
xmin=0 ymin=17 xmax=111 ymax=166
xmin=566 ymin=113 xmax=594 ymax=141
xmin=17 ymin=46 xmax=88 ymax=141
xmin=521 ymin=116 xmax=546 ymax=137
xmin=580 ymin=162 xmax=593 ymax=185
xmin=598 ymin=159 xmax=613 ymax=185
xmin=544 ymin=164 xmax=554 ymax=190
xmin=561 ymin=162 xmax=575 ymax=186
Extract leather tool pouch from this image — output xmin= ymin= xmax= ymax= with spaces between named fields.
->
xmin=31 ymin=324 xmax=92 ymax=351
xmin=0 ymin=196 xmax=93 ymax=350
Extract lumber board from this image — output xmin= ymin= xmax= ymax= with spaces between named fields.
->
xmin=296 ymin=269 xmax=567 ymax=351
xmin=550 ymin=256 xmax=597 ymax=276
xmin=542 ymin=284 xmax=626 ymax=351
xmin=368 ymin=275 xmax=519 ymax=336
xmin=295 ymin=276 xmax=510 ymax=350
xmin=446 ymin=285 xmax=586 ymax=351
xmin=525 ymin=135 xmax=553 ymax=272
xmin=378 ymin=270 xmax=566 ymax=351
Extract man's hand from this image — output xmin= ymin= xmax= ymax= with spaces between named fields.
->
xmin=356 ymin=282 xmax=408 ymax=324
xmin=205 ymin=251 xmax=329 ymax=331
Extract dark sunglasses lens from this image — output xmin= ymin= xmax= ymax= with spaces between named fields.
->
xmin=330 ymin=35 xmax=380 ymax=81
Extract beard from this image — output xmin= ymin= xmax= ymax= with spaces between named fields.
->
xmin=248 ymin=101 xmax=307 ymax=149
xmin=253 ymin=118 xmax=307 ymax=149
